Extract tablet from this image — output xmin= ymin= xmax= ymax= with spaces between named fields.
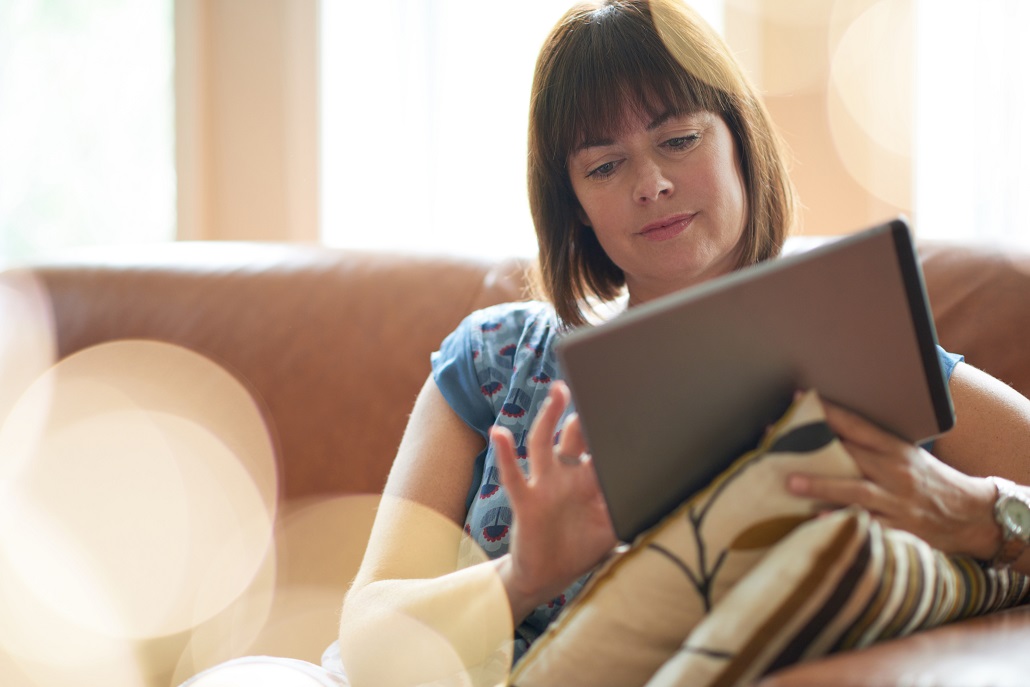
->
xmin=555 ymin=218 xmax=954 ymax=542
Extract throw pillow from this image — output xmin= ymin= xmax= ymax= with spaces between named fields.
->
xmin=645 ymin=508 xmax=1030 ymax=687
xmin=509 ymin=390 xmax=859 ymax=687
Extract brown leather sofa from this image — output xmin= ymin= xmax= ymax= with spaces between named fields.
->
xmin=5 ymin=238 xmax=1030 ymax=686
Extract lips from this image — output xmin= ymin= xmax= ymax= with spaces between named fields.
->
xmin=638 ymin=213 xmax=695 ymax=242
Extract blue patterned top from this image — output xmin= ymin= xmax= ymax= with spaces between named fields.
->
xmin=431 ymin=300 xmax=964 ymax=662
xmin=432 ymin=301 xmax=582 ymax=661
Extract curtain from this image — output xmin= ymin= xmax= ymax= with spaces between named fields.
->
xmin=319 ymin=0 xmax=725 ymax=258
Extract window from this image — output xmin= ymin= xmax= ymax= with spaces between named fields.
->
xmin=320 ymin=0 xmax=724 ymax=258
xmin=0 ymin=0 xmax=175 ymax=268
xmin=914 ymin=0 xmax=1030 ymax=245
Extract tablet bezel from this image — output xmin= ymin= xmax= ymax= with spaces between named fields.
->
xmin=556 ymin=218 xmax=955 ymax=542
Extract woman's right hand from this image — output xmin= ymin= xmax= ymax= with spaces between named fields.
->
xmin=490 ymin=381 xmax=617 ymax=621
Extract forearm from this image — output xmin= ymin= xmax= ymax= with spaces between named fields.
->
xmin=943 ymin=473 xmax=1030 ymax=576
xmin=950 ymin=475 xmax=1005 ymax=559
xmin=340 ymin=560 xmax=517 ymax=685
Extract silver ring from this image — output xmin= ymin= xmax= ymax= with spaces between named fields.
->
xmin=556 ymin=452 xmax=584 ymax=466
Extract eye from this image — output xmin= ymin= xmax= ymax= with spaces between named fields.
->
xmin=663 ymin=133 xmax=701 ymax=151
xmin=587 ymin=160 xmax=619 ymax=180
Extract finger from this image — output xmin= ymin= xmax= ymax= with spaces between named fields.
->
xmin=557 ymin=413 xmax=589 ymax=461
xmin=490 ymin=426 xmax=528 ymax=503
xmin=786 ymin=472 xmax=895 ymax=517
xmin=527 ymin=383 xmax=570 ymax=480
xmin=820 ymin=399 xmax=900 ymax=453
xmin=838 ymin=438 xmax=903 ymax=486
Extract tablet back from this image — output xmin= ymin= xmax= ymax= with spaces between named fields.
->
xmin=556 ymin=218 xmax=954 ymax=542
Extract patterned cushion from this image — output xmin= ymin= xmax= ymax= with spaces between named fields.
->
xmin=645 ymin=508 xmax=1030 ymax=686
xmin=509 ymin=391 xmax=1030 ymax=687
xmin=509 ymin=390 xmax=860 ymax=687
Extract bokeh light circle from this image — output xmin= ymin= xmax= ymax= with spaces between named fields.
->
xmin=0 ymin=339 xmax=279 ymax=684
xmin=338 ymin=496 xmax=513 ymax=687
xmin=827 ymin=0 xmax=913 ymax=207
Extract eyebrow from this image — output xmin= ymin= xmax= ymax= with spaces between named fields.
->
xmin=572 ymin=110 xmax=680 ymax=155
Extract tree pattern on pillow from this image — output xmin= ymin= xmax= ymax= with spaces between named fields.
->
xmin=510 ymin=391 xmax=862 ymax=687
xmin=648 ymin=419 xmax=838 ymax=613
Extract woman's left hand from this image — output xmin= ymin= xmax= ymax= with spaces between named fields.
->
xmin=786 ymin=398 xmax=1000 ymax=560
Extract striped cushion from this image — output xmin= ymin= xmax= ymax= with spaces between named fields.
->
xmin=645 ymin=509 xmax=1030 ymax=687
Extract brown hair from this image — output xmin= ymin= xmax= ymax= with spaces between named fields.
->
xmin=528 ymin=0 xmax=797 ymax=327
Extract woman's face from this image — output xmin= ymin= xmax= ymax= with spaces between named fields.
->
xmin=568 ymin=109 xmax=747 ymax=305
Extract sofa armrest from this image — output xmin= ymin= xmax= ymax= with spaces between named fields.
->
xmin=758 ymin=605 xmax=1030 ymax=687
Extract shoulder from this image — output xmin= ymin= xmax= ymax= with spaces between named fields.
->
xmin=936 ymin=344 xmax=963 ymax=380
xmin=457 ymin=301 xmax=560 ymax=373
xmin=439 ymin=301 xmax=558 ymax=359
xmin=459 ymin=301 xmax=558 ymax=337
xmin=432 ymin=300 xmax=560 ymax=397
xmin=431 ymin=301 xmax=561 ymax=423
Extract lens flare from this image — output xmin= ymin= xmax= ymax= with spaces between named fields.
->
xmin=827 ymin=0 xmax=913 ymax=207
xmin=174 ymin=495 xmax=381 ymax=683
xmin=171 ymin=552 xmax=279 ymax=686
xmin=0 ymin=339 xmax=279 ymax=684
xmin=250 ymin=496 xmax=381 ymax=658
xmin=0 ymin=563 xmax=149 ymax=687
xmin=723 ymin=0 xmax=837 ymax=95
xmin=338 ymin=496 xmax=513 ymax=687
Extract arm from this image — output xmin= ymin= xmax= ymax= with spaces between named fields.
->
xmin=932 ymin=362 xmax=1030 ymax=483
xmin=787 ymin=361 xmax=1030 ymax=573
xmin=340 ymin=376 xmax=615 ymax=680
xmin=339 ymin=375 xmax=504 ymax=680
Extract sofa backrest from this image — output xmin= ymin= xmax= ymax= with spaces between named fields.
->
xmin=919 ymin=240 xmax=1030 ymax=397
xmin=25 ymin=243 xmax=530 ymax=502
xmin=11 ymin=238 xmax=1030 ymax=503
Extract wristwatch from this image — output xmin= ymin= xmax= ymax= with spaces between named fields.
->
xmin=988 ymin=476 xmax=1030 ymax=570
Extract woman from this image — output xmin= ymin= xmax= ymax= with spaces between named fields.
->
xmin=338 ymin=0 xmax=1030 ymax=683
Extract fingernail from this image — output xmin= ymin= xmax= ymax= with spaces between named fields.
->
xmin=787 ymin=474 xmax=808 ymax=494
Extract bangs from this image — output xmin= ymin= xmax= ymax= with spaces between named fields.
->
xmin=542 ymin=2 xmax=733 ymax=164
xmin=529 ymin=0 xmax=796 ymax=327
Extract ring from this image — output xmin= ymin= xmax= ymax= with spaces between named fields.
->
xmin=556 ymin=452 xmax=584 ymax=466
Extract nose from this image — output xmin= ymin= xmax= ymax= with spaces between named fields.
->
xmin=633 ymin=158 xmax=673 ymax=203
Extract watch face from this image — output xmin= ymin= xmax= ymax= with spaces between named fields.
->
xmin=1001 ymin=498 xmax=1030 ymax=537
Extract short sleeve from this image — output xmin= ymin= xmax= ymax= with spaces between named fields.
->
xmin=430 ymin=311 xmax=495 ymax=438
xmin=923 ymin=344 xmax=964 ymax=453
xmin=936 ymin=344 xmax=964 ymax=380
xmin=431 ymin=302 xmax=556 ymax=439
